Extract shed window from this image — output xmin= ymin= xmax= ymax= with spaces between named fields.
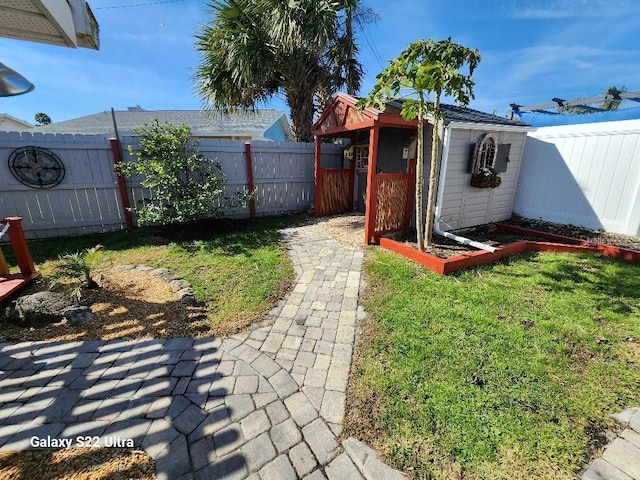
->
xmin=473 ymin=133 xmax=498 ymax=172
xmin=354 ymin=144 xmax=369 ymax=172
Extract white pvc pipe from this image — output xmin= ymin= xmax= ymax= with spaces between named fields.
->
xmin=432 ymin=126 xmax=497 ymax=254
xmin=434 ymin=222 xmax=497 ymax=253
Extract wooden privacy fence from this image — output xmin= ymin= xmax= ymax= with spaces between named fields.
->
xmin=373 ymin=173 xmax=412 ymax=237
xmin=0 ymin=131 xmax=340 ymax=239
xmin=317 ymin=168 xmax=351 ymax=215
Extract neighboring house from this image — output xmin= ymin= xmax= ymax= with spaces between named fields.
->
xmin=312 ymin=92 xmax=531 ymax=244
xmin=0 ymin=0 xmax=99 ymax=49
xmin=32 ymin=108 xmax=294 ymax=142
xmin=0 ymin=114 xmax=32 ymax=131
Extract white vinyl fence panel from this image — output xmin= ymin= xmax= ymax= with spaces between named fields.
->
xmin=514 ymin=119 xmax=640 ymax=236
xmin=1 ymin=131 xmax=341 ymax=239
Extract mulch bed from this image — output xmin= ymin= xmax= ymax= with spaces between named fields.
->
xmin=389 ymin=217 xmax=640 ymax=259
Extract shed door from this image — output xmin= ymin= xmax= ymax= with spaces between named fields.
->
xmin=356 ymin=172 xmax=367 ymax=212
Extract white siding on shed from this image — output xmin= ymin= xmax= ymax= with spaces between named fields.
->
xmin=439 ymin=128 xmax=527 ymax=230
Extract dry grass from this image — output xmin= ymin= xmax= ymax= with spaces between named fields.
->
xmin=0 ymin=448 xmax=155 ymax=480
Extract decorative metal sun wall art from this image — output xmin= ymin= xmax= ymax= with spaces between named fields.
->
xmin=8 ymin=146 xmax=65 ymax=188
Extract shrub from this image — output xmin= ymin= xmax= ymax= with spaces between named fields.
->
xmin=118 ymin=119 xmax=232 ymax=226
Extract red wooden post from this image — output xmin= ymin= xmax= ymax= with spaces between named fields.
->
xmin=0 ymin=245 xmax=9 ymax=276
xmin=314 ymin=136 xmax=322 ymax=217
xmin=364 ymin=126 xmax=380 ymax=244
xmin=244 ymin=142 xmax=257 ymax=218
xmin=4 ymin=217 xmax=36 ymax=278
xmin=109 ymin=138 xmax=134 ymax=230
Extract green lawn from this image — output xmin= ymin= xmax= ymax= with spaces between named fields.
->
xmin=346 ymin=249 xmax=640 ymax=480
xmin=4 ymin=216 xmax=295 ymax=335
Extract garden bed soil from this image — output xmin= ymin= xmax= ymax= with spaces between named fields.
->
xmin=381 ymin=219 xmax=640 ymax=275
xmin=389 ymin=219 xmax=640 ymax=260
xmin=505 ymin=216 xmax=640 ymax=251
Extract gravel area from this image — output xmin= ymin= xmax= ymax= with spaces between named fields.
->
xmin=310 ymin=212 xmax=366 ymax=248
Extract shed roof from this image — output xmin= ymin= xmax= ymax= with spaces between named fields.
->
xmin=32 ymin=109 xmax=292 ymax=140
xmin=313 ymin=93 xmax=527 ymax=137
xmin=387 ymin=99 xmax=526 ymax=127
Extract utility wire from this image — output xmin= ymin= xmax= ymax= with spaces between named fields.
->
xmin=94 ymin=0 xmax=186 ymax=9
xmin=355 ymin=16 xmax=384 ymax=69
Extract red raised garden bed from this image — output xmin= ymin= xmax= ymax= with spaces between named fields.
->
xmin=379 ymin=223 xmax=640 ymax=275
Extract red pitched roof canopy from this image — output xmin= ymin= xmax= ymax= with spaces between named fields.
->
xmin=313 ymin=93 xmax=417 ymax=137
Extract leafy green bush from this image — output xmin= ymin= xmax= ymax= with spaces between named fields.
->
xmin=118 ymin=119 xmax=234 ymax=226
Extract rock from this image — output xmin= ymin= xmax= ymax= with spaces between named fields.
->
xmin=11 ymin=291 xmax=76 ymax=324
xmin=169 ymin=279 xmax=191 ymax=293
xmin=111 ymin=264 xmax=135 ymax=272
xmin=63 ymin=306 xmax=94 ymax=325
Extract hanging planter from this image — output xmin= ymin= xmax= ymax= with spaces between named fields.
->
xmin=471 ymin=167 xmax=501 ymax=188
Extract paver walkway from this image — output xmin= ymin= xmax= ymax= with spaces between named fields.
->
xmin=0 ymin=223 xmax=404 ymax=479
xmin=582 ymin=408 xmax=640 ymax=480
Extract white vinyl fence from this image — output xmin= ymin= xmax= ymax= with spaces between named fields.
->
xmin=0 ymin=131 xmax=341 ymax=239
xmin=514 ymin=119 xmax=640 ymax=236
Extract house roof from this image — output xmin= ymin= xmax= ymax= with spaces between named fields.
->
xmin=32 ymin=109 xmax=292 ymax=140
xmin=0 ymin=113 xmax=33 ymax=130
xmin=0 ymin=0 xmax=99 ymax=49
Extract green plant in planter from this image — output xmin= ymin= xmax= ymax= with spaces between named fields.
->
xmin=471 ymin=166 xmax=501 ymax=188
xmin=49 ymin=245 xmax=104 ymax=301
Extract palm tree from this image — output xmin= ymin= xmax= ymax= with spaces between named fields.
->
xmin=360 ymin=38 xmax=480 ymax=249
xmin=195 ymin=0 xmax=367 ymax=142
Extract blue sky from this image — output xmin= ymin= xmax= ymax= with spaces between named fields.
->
xmin=2 ymin=0 xmax=640 ymax=125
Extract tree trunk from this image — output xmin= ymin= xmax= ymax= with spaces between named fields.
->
xmin=286 ymin=79 xmax=316 ymax=143
xmin=415 ymin=100 xmax=425 ymax=251
xmin=424 ymin=93 xmax=441 ymax=247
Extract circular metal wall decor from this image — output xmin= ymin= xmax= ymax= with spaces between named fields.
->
xmin=8 ymin=146 xmax=65 ymax=189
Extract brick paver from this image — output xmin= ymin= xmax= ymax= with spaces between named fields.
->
xmin=0 ymin=222 xmax=406 ymax=479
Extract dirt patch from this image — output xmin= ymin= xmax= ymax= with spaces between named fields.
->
xmin=0 ymin=447 xmax=155 ymax=480
xmin=0 ymin=268 xmax=210 ymax=343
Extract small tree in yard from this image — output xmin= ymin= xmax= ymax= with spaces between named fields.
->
xmin=360 ymin=38 xmax=480 ymax=250
xmin=34 ymin=112 xmax=51 ymax=126
xmin=118 ymin=119 xmax=226 ymax=226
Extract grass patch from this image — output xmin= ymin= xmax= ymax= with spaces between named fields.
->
xmin=346 ymin=249 xmax=640 ymax=480
xmin=3 ymin=216 xmax=296 ymax=335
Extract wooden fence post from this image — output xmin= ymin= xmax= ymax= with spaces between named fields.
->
xmin=4 ymin=217 xmax=36 ymax=278
xmin=314 ymin=136 xmax=322 ymax=216
xmin=244 ymin=142 xmax=256 ymax=218
xmin=364 ymin=126 xmax=380 ymax=244
xmin=109 ymin=138 xmax=134 ymax=230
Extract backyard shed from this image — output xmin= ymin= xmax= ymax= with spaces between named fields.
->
xmin=312 ymin=93 xmax=531 ymax=244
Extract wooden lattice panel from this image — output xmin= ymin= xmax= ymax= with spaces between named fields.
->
xmin=375 ymin=176 xmax=409 ymax=233
xmin=320 ymin=169 xmax=350 ymax=215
